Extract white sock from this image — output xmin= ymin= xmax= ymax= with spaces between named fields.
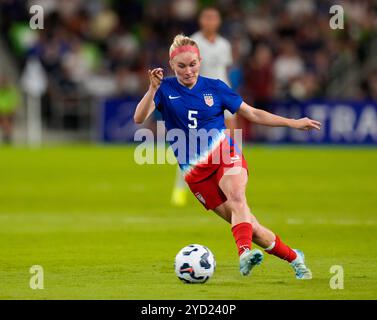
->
xmin=264 ymin=241 xmax=276 ymax=251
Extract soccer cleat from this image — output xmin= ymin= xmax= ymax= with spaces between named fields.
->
xmin=290 ymin=249 xmax=312 ymax=279
xmin=239 ymin=248 xmax=264 ymax=276
xmin=171 ymin=187 xmax=187 ymax=207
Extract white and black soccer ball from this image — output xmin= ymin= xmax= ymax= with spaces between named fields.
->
xmin=174 ymin=244 xmax=216 ymax=284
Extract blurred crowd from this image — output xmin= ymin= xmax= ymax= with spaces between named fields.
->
xmin=1 ymin=0 xmax=377 ymax=107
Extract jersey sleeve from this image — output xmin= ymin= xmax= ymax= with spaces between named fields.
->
xmin=217 ymin=80 xmax=243 ymax=114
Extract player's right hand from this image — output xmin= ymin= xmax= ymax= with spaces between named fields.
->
xmin=148 ymin=68 xmax=164 ymax=91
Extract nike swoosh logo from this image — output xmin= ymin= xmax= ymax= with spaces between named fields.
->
xmin=169 ymin=95 xmax=181 ymax=99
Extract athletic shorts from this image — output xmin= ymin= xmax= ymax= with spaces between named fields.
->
xmin=186 ymin=142 xmax=248 ymax=210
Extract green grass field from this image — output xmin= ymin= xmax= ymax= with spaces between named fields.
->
xmin=0 ymin=145 xmax=376 ymax=299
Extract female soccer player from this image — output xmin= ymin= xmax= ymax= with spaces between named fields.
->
xmin=134 ymin=35 xmax=321 ymax=279
xmin=171 ymin=6 xmax=236 ymax=207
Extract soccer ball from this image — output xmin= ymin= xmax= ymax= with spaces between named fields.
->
xmin=174 ymin=244 xmax=216 ymax=284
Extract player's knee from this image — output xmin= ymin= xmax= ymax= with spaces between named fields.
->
xmin=229 ymin=200 xmax=249 ymax=216
xmin=226 ymin=189 xmax=246 ymax=204
xmin=250 ymin=220 xmax=261 ymax=234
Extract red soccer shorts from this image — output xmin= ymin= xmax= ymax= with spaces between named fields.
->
xmin=185 ymin=139 xmax=248 ymax=210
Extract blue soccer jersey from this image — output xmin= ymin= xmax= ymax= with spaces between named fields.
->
xmin=154 ymin=76 xmax=243 ymax=177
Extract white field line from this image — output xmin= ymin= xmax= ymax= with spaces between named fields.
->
xmin=0 ymin=214 xmax=375 ymax=226
xmin=286 ymin=218 xmax=377 ymax=226
xmin=0 ymin=214 xmax=214 ymax=224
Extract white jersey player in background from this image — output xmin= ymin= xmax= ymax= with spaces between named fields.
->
xmin=171 ymin=7 xmax=237 ymax=207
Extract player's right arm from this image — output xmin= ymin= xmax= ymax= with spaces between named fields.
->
xmin=134 ymin=68 xmax=164 ymax=124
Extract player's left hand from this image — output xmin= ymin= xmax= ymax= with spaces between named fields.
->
xmin=292 ymin=117 xmax=322 ymax=131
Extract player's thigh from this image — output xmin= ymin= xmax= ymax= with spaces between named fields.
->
xmin=218 ymin=167 xmax=248 ymax=201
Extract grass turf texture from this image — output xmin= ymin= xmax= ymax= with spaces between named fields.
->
xmin=0 ymin=145 xmax=376 ymax=299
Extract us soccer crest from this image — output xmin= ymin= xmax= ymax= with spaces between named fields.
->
xmin=203 ymin=93 xmax=214 ymax=107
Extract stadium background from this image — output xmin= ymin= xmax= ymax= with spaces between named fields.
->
xmin=0 ymin=0 xmax=376 ymax=299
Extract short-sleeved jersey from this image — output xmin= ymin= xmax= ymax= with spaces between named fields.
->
xmin=154 ymin=76 xmax=243 ymax=181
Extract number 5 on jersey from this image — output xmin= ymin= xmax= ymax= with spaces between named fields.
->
xmin=188 ymin=110 xmax=198 ymax=129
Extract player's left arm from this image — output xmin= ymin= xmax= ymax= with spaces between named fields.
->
xmin=236 ymin=101 xmax=321 ymax=131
